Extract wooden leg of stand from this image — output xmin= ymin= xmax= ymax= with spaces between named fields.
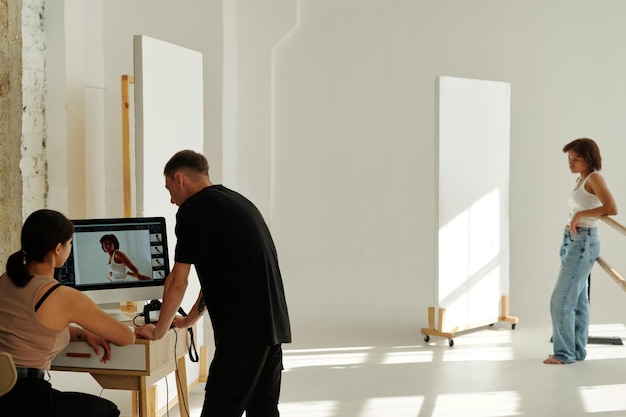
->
xmin=498 ymin=295 xmax=519 ymax=326
xmin=199 ymin=345 xmax=209 ymax=383
xmin=427 ymin=307 xmax=435 ymax=330
xmin=437 ymin=308 xmax=446 ymax=332
xmin=421 ymin=307 xmax=455 ymax=341
xmin=501 ymin=295 xmax=510 ymax=316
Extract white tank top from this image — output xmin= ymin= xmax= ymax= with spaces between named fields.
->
xmin=109 ymin=250 xmax=128 ymax=281
xmin=567 ymin=171 xmax=601 ymax=228
xmin=0 ymin=274 xmax=70 ymax=369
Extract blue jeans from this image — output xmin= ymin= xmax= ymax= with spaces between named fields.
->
xmin=550 ymin=227 xmax=600 ymax=363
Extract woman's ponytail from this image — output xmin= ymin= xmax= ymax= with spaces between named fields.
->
xmin=5 ymin=250 xmax=32 ymax=287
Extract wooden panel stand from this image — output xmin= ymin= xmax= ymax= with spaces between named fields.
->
xmin=421 ymin=295 xmax=518 ymax=346
xmin=498 ymin=294 xmax=518 ymax=325
xmin=199 ymin=345 xmax=209 ymax=383
xmin=121 ymin=74 xmax=135 ymax=218
xmin=121 ymin=74 xmax=137 ymax=315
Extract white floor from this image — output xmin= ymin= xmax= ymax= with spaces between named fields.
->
xmin=161 ymin=322 xmax=626 ymax=417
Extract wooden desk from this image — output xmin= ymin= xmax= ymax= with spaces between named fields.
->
xmin=52 ymin=326 xmax=192 ymax=417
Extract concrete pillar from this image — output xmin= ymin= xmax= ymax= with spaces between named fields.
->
xmin=0 ymin=0 xmax=24 ymax=262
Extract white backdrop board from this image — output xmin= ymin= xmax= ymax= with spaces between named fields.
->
xmin=133 ymin=35 xmax=204 ymax=411
xmin=435 ymin=76 xmax=511 ymax=333
xmin=133 ymin=35 xmax=204 ymax=218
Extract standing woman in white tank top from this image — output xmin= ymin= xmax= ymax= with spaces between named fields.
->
xmin=545 ymin=138 xmax=617 ymax=364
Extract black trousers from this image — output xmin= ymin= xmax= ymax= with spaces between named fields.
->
xmin=0 ymin=377 xmax=120 ymax=417
xmin=201 ymin=343 xmax=284 ymax=417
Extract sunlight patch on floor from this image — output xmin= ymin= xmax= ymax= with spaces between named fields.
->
xmin=579 ymin=384 xmax=626 ymax=413
xmin=360 ymin=396 xmax=424 ymax=417
xmin=432 ymin=391 xmax=521 ymax=417
xmin=283 ymin=347 xmax=372 ymax=370
xmin=586 ymin=345 xmax=626 ymax=360
xmin=282 ymin=331 xmax=518 ymax=370
xmin=279 ymin=396 xmax=425 ymax=417
xmin=589 ymin=323 xmax=626 ymax=334
xmin=381 ymin=349 xmax=434 ymax=364
xmin=442 ymin=346 xmax=513 ymax=362
xmin=279 ymin=400 xmax=337 ymax=417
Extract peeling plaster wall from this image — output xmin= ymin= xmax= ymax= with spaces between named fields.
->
xmin=0 ymin=0 xmax=24 ymax=264
xmin=0 ymin=0 xmax=47 ymax=264
xmin=20 ymin=0 xmax=47 ymax=218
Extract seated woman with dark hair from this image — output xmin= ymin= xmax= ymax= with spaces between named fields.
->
xmin=0 ymin=209 xmax=135 ymax=417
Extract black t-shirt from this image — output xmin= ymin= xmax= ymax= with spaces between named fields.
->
xmin=174 ymin=185 xmax=291 ymax=346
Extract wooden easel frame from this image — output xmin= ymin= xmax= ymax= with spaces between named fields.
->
xmin=421 ymin=295 xmax=518 ymax=346
xmin=121 ymin=74 xmax=135 ymax=218
xmin=585 ymin=216 xmax=626 ymax=345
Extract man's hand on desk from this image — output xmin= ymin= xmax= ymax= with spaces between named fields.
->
xmin=134 ymin=323 xmax=158 ymax=340
xmin=135 ymin=315 xmax=190 ymax=340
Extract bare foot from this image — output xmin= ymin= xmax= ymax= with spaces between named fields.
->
xmin=543 ymin=355 xmax=564 ymax=364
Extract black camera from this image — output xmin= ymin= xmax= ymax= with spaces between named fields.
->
xmin=143 ymin=299 xmax=162 ymax=324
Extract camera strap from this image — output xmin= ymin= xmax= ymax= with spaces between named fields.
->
xmin=186 ymin=328 xmax=199 ymax=362
xmin=143 ymin=300 xmax=199 ymax=363
xmin=178 ymin=307 xmax=199 ymax=363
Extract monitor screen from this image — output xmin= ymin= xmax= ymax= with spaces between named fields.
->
xmin=54 ymin=217 xmax=170 ymax=315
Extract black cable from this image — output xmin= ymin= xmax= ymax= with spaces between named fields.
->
xmin=132 ymin=313 xmax=144 ymax=327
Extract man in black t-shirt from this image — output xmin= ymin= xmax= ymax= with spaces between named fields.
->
xmin=135 ymin=150 xmax=291 ymax=417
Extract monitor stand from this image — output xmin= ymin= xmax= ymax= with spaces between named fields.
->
xmin=98 ymin=302 xmax=132 ymax=322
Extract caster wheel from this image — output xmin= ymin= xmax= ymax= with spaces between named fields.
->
xmin=424 ymin=335 xmax=430 ymax=342
xmin=448 ymin=339 xmax=454 ymax=347
xmin=512 ymin=323 xmax=517 ymax=330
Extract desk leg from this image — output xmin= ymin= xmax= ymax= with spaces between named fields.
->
xmin=132 ymin=391 xmax=138 ymax=417
xmin=175 ymin=356 xmax=190 ymax=417
xmin=138 ymin=377 xmax=148 ymax=417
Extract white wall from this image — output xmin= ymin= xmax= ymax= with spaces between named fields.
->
xmin=226 ymin=0 xmax=626 ymax=345
xmin=222 ymin=0 xmax=298 ymax=218
xmin=45 ymin=0 xmax=223 ymax=219
xmin=45 ymin=0 xmax=626 ymax=352
xmin=253 ymin=1 xmax=511 ymax=340
xmin=100 ymin=0 xmax=223 ymax=217
xmin=503 ymin=1 xmax=626 ymax=327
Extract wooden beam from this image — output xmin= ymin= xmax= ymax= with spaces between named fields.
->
xmin=121 ymin=75 xmax=135 ymax=217
xmin=597 ymin=256 xmax=626 ymax=292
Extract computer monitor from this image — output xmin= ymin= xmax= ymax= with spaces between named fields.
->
xmin=54 ymin=217 xmax=170 ymax=320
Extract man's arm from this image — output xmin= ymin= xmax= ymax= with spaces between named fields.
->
xmin=135 ymin=262 xmax=191 ymax=340
xmin=172 ymin=290 xmax=206 ymax=329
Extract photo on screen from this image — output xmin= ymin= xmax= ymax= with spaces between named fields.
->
xmin=73 ymin=230 xmax=152 ymax=285
xmin=54 ymin=217 xmax=169 ymax=292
